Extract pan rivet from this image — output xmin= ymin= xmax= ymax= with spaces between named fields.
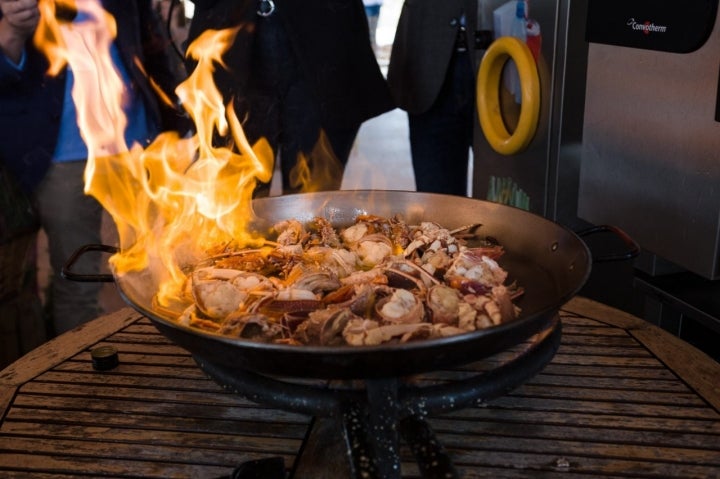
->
xmin=550 ymin=242 xmax=559 ymax=252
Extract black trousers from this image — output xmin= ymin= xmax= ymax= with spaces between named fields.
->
xmin=408 ymin=49 xmax=474 ymax=196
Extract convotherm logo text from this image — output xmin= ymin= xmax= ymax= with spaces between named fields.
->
xmin=627 ymin=18 xmax=668 ymax=35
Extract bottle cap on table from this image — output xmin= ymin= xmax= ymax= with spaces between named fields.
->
xmin=91 ymin=345 xmax=119 ymax=371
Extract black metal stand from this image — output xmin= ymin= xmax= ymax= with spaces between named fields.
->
xmin=196 ymin=317 xmax=562 ymax=478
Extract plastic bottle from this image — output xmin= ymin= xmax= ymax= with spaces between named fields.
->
xmin=526 ymin=18 xmax=541 ymax=60
xmin=511 ymin=0 xmax=527 ymax=42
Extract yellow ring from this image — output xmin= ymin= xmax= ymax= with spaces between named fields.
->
xmin=477 ymin=36 xmax=540 ymax=155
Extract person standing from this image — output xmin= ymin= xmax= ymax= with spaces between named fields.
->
xmin=185 ymin=0 xmax=395 ymax=195
xmin=0 ymin=0 xmax=188 ymax=335
xmin=387 ymin=0 xmax=478 ymax=196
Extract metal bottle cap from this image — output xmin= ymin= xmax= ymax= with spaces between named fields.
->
xmin=91 ymin=345 xmax=119 ymax=371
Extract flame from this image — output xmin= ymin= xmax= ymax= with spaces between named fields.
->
xmin=35 ymin=0 xmax=125 ymax=157
xmin=33 ymin=0 xmax=280 ymax=308
xmin=289 ymin=130 xmax=344 ymax=193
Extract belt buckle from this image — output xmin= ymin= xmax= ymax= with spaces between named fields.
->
xmin=257 ymin=0 xmax=276 ymax=17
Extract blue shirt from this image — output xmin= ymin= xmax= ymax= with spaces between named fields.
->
xmin=52 ymin=12 xmax=156 ymax=162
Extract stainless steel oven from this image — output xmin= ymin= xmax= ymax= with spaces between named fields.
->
xmin=472 ymin=0 xmax=720 ymax=358
xmin=578 ymin=0 xmax=720 ymax=281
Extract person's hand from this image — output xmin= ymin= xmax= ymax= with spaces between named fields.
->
xmin=0 ymin=0 xmax=40 ymax=35
xmin=0 ymin=0 xmax=40 ymax=63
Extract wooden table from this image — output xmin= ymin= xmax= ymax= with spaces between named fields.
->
xmin=1 ymin=297 xmax=719 ymax=478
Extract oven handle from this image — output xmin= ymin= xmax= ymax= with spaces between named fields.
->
xmin=61 ymin=244 xmax=119 ymax=282
xmin=477 ymin=36 xmax=540 ymax=155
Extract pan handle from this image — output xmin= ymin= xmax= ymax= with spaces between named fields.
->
xmin=576 ymin=225 xmax=640 ymax=263
xmin=62 ymin=244 xmax=119 ymax=283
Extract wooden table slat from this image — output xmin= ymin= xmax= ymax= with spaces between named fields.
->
xmin=429 ymin=417 xmax=720 ymax=449
xmin=10 ymin=395 xmax=310 ymax=422
xmin=17 ymin=382 xmax=253 ymax=405
xmin=5 ymin=408 xmax=310 ymax=437
xmin=549 ymin=353 xmax=667 ymax=368
xmin=59 ymin=353 xmax=200 ymax=368
xmin=484 ymin=395 xmax=720 ymax=420
xmin=448 ymin=449 xmax=719 ymax=479
xmin=1 ymin=423 xmax=305 ymax=451
xmin=445 ymin=408 xmax=720 ymax=434
xmin=513 ymin=383 xmax=708 ymax=407
xmin=35 ymin=369 xmax=227 ymax=390
xmin=539 ymin=363 xmax=681 ymax=380
xmin=557 ymin=325 xmax=631 ymax=337
xmin=528 ymin=373 xmax=694 ymax=393
xmin=557 ymin=334 xmax=645 ymax=347
xmin=556 ymin=344 xmax=654 ymax=357
xmin=442 ymin=435 xmax=720 ymax=466
xmin=0 ymin=436 xmax=300 ymax=468
xmin=0 ymin=452 xmax=258 ymax=479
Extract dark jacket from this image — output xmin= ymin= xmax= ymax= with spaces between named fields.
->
xmin=185 ymin=0 xmax=394 ymax=130
xmin=387 ymin=0 xmax=477 ymax=115
xmin=0 ymin=0 xmax=187 ymax=193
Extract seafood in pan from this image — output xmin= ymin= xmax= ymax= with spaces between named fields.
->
xmin=176 ymin=215 xmax=524 ymax=346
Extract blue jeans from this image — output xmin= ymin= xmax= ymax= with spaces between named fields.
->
xmin=408 ymin=49 xmax=474 ymax=196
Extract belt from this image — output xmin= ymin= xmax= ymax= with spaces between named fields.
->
xmin=257 ymin=0 xmax=276 ymax=17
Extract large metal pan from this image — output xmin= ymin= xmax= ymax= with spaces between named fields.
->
xmin=72 ymin=191 xmax=593 ymax=379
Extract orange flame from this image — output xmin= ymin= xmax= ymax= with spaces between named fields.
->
xmin=289 ymin=130 xmax=344 ymax=192
xmin=34 ymin=0 xmax=275 ymax=308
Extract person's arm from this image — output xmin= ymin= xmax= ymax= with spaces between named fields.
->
xmin=0 ymin=0 xmax=39 ymax=65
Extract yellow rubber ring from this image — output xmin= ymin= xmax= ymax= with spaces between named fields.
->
xmin=477 ymin=36 xmax=540 ymax=155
